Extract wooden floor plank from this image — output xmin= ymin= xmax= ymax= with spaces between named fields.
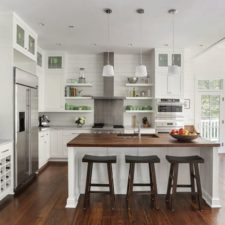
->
xmin=0 ymin=156 xmax=224 ymax=225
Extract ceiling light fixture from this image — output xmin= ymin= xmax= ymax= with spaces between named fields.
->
xmin=102 ymin=8 xmax=114 ymax=77
xmin=68 ymin=25 xmax=75 ymax=29
xmin=39 ymin=22 xmax=45 ymax=27
xmin=168 ymin=9 xmax=179 ymax=76
xmin=135 ymin=8 xmax=147 ymax=77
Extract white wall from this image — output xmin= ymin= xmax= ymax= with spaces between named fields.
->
xmin=182 ymin=45 xmax=225 ymax=124
xmin=193 ymin=44 xmax=225 ymax=79
xmin=192 ymin=44 xmax=225 ymax=152
xmin=0 ymin=12 xmax=13 ymax=139
xmin=44 ymin=53 xmax=153 ymax=127
xmin=183 ymin=49 xmax=195 ymax=124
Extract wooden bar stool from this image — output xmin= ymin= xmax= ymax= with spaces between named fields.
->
xmin=125 ymin=155 xmax=160 ymax=209
xmin=165 ymin=155 xmax=204 ymax=211
xmin=82 ymin=154 xmax=117 ymax=210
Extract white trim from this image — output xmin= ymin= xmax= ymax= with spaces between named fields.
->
xmin=66 ymin=197 xmax=78 ymax=208
xmin=202 ymin=189 xmax=221 ymax=208
xmin=65 ymin=83 xmax=93 ymax=87
xmin=125 ymin=83 xmax=153 ymax=87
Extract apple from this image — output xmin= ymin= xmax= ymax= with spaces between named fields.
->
xmin=178 ymin=128 xmax=186 ymax=135
xmin=170 ymin=129 xmax=177 ymax=134
xmin=170 ymin=129 xmax=179 ymax=135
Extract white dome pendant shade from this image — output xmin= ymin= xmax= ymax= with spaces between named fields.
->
xmin=135 ymin=65 xmax=147 ymax=77
xmin=102 ymin=64 xmax=114 ymax=76
xmin=102 ymin=8 xmax=114 ymax=77
xmin=168 ymin=65 xmax=179 ymax=76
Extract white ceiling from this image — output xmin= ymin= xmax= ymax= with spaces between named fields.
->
xmin=1 ymin=0 xmax=225 ymax=53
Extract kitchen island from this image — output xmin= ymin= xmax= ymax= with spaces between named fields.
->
xmin=66 ymin=133 xmax=220 ymax=208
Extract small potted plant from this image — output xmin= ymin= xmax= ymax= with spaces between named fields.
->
xmin=75 ymin=116 xmax=85 ymax=127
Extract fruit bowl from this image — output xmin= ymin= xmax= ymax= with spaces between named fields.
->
xmin=170 ymin=133 xmax=199 ymax=142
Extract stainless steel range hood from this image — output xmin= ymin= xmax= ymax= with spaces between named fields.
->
xmin=94 ymin=52 xmax=124 ymax=100
xmin=94 ymin=52 xmax=124 ymax=125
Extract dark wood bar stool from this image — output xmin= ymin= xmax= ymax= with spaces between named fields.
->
xmin=82 ymin=154 xmax=117 ymax=210
xmin=165 ymin=155 xmax=204 ymax=211
xmin=125 ymin=155 xmax=160 ymax=209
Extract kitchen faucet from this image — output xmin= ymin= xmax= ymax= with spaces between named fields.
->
xmin=134 ymin=120 xmax=141 ymax=138
xmin=138 ymin=124 xmax=141 ymax=138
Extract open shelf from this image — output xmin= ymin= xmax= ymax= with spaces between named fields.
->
xmin=125 ymin=110 xmax=154 ymax=113
xmin=65 ymin=96 xmax=93 ymax=100
xmin=64 ymin=110 xmax=93 ymax=113
xmin=45 ymin=110 xmax=93 ymax=113
xmin=125 ymin=97 xmax=154 ymax=100
xmin=65 ymin=83 xmax=93 ymax=87
xmin=125 ymin=83 xmax=154 ymax=87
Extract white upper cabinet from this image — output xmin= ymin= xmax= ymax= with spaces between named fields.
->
xmin=36 ymin=48 xmax=45 ymax=112
xmin=152 ymin=49 xmax=184 ymax=98
xmin=13 ymin=13 xmax=38 ymax=61
xmin=44 ymin=53 xmax=65 ymax=112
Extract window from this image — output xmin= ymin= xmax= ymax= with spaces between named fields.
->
xmin=198 ymin=79 xmax=223 ymax=91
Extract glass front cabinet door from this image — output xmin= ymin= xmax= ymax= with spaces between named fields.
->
xmin=28 ymin=35 xmax=35 ymax=55
xmin=158 ymin=54 xmax=168 ymax=67
xmin=172 ymin=54 xmax=181 ymax=67
xmin=14 ymin=14 xmax=37 ymax=61
xmin=16 ymin=25 xmax=25 ymax=48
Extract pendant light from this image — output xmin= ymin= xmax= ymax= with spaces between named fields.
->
xmin=135 ymin=8 xmax=147 ymax=77
xmin=102 ymin=8 xmax=114 ymax=77
xmin=168 ymin=9 xmax=179 ymax=76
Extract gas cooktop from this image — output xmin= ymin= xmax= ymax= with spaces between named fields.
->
xmin=92 ymin=123 xmax=124 ymax=129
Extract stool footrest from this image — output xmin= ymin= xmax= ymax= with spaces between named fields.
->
xmin=132 ymin=191 xmax=155 ymax=194
xmin=91 ymin=183 xmax=110 ymax=187
xmin=90 ymin=191 xmax=111 ymax=193
xmin=133 ymin=183 xmax=152 ymax=186
xmin=177 ymin=184 xmax=192 ymax=188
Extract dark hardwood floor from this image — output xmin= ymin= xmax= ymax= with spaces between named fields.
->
xmin=0 ymin=156 xmax=225 ymax=225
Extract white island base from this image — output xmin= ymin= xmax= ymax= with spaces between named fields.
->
xmin=66 ymin=146 xmax=221 ymax=208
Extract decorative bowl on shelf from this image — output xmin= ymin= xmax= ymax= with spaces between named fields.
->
xmin=170 ymin=133 xmax=199 ymax=142
xmin=127 ymin=77 xmax=138 ymax=83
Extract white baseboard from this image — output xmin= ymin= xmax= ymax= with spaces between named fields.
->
xmin=202 ymin=189 xmax=221 ymax=208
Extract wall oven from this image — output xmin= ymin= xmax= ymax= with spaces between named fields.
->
xmin=155 ymin=99 xmax=184 ymax=132
xmin=156 ymin=99 xmax=183 ymax=118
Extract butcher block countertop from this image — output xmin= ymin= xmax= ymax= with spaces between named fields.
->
xmin=67 ymin=133 xmax=220 ymax=148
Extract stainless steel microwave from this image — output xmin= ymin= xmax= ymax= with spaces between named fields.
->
xmin=156 ymin=99 xmax=183 ymax=118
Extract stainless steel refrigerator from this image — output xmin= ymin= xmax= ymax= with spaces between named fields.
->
xmin=14 ymin=67 xmax=38 ymax=192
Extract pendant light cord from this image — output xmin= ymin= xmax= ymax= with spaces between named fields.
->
xmin=172 ymin=12 xmax=175 ymax=53
xmin=107 ymin=12 xmax=110 ymax=65
xmin=139 ymin=11 xmax=143 ymax=65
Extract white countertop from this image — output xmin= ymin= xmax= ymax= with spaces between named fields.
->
xmin=0 ymin=139 xmax=12 ymax=146
xmin=39 ymin=125 xmax=92 ymax=132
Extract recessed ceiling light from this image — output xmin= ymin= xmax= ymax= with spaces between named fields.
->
xmin=68 ymin=25 xmax=75 ymax=29
xmin=39 ymin=22 xmax=45 ymax=27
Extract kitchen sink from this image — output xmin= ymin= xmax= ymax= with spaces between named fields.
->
xmin=117 ymin=133 xmax=159 ymax=138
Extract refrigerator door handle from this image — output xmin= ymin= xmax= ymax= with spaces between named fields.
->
xmin=26 ymin=88 xmax=32 ymax=175
xmin=18 ymin=112 xmax=26 ymax=132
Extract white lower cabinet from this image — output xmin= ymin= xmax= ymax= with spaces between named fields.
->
xmin=0 ymin=141 xmax=14 ymax=201
xmin=50 ymin=129 xmax=63 ymax=159
xmin=49 ymin=128 xmax=91 ymax=161
xmin=38 ymin=130 xmax=50 ymax=169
